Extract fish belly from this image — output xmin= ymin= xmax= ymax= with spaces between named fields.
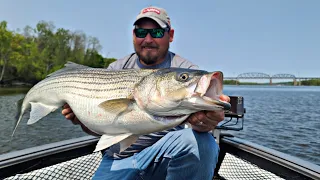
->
xmin=63 ymin=95 xmax=130 ymax=135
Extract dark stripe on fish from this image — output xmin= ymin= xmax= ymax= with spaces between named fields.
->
xmin=28 ymin=86 xmax=133 ymax=99
xmin=42 ymin=73 xmax=144 ymax=83
xmin=31 ymin=79 xmax=138 ymax=91
xmin=48 ymin=69 xmax=150 ymax=78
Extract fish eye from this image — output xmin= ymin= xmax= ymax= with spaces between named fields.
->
xmin=178 ymin=73 xmax=189 ymax=81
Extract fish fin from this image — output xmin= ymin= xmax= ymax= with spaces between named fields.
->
xmin=98 ymin=99 xmax=133 ymax=116
xmin=27 ymin=102 xmax=58 ymax=125
xmin=119 ymin=135 xmax=139 ymax=152
xmin=47 ymin=61 xmax=90 ymax=77
xmin=15 ymin=98 xmax=24 ymax=122
xmin=94 ymin=133 xmax=133 ymax=152
xmin=11 ymin=98 xmax=26 ymax=137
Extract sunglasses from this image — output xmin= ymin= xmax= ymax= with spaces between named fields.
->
xmin=134 ymin=27 xmax=170 ymax=38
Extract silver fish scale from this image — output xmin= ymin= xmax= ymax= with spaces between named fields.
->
xmin=27 ymin=68 xmax=156 ymax=100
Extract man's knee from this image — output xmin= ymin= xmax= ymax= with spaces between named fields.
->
xmin=171 ymin=128 xmax=219 ymax=162
xmin=163 ymin=128 xmax=219 ymax=178
xmin=138 ymin=128 xmax=220 ymax=179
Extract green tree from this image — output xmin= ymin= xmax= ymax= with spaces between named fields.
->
xmin=0 ymin=21 xmax=14 ymax=83
xmin=0 ymin=20 xmax=117 ymax=85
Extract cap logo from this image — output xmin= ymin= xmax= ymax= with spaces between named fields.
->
xmin=142 ymin=8 xmax=160 ymax=14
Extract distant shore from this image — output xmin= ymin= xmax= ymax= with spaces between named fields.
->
xmin=0 ymin=80 xmax=34 ymax=88
xmin=0 ymin=86 xmax=31 ymax=96
xmin=224 ymin=80 xmax=320 ymax=86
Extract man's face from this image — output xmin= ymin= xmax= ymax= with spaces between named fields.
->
xmin=133 ymin=18 xmax=174 ymax=66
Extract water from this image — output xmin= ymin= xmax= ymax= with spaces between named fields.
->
xmin=0 ymin=87 xmax=88 ymax=154
xmin=223 ymin=85 xmax=320 ymax=166
xmin=0 ymin=86 xmax=319 ymax=166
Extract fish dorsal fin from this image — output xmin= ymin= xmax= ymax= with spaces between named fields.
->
xmin=47 ymin=61 xmax=91 ymax=77
xmin=27 ymin=102 xmax=59 ymax=125
xmin=98 ymin=98 xmax=133 ymax=116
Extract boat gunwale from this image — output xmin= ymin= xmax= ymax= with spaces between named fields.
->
xmin=0 ymin=134 xmax=319 ymax=180
xmin=0 ymin=135 xmax=99 ymax=178
xmin=220 ymin=135 xmax=320 ymax=180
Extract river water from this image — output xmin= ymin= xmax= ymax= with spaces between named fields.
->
xmin=0 ymin=85 xmax=319 ymax=166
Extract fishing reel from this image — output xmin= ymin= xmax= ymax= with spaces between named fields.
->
xmin=217 ymin=96 xmax=246 ymax=131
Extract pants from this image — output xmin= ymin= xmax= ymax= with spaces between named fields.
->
xmin=92 ymin=128 xmax=220 ymax=180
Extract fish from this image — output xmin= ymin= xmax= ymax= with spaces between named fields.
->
xmin=12 ymin=61 xmax=231 ymax=152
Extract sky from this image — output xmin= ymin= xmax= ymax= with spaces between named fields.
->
xmin=0 ymin=0 xmax=319 ymax=77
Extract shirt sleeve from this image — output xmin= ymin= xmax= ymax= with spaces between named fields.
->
xmin=171 ymin=53 xmax=199 ymax=70
xmin=106 ymin=54 xmax=134 ymax=70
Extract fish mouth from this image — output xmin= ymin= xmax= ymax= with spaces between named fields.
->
xmin=186 ymin=72 xmax=231 ymax=111
xmin=151 ymin=114 xmax=190 ymax=124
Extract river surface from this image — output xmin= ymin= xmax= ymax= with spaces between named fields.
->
xmin=0 ymin=85 xmax=319 ymax=166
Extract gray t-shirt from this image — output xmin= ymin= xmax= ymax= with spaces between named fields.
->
xmin=105 ymin=51 xmax=199 ymax=159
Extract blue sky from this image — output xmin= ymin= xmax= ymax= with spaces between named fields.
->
xmin=1 ymin=0 xmax=319 ymax=77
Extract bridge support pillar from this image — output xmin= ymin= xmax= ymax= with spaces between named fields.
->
xmin=270 ymin=78 xmax=272 ymax=85
xmin=293 ymin=79 xmax=297 ymax=86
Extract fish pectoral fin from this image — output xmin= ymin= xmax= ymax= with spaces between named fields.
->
xmin=27 ymin=102 xmax=58 ymax=125
xmin=98 ymin=98 xmax=133 ymax=116
xmin=94 ymin=133 xmax=133 ymax=152
xmin=119 ymin=135 xmax=139 ymax=152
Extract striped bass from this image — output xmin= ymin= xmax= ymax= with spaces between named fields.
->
xmin=13 ymin=62 xmax=231 ymax=152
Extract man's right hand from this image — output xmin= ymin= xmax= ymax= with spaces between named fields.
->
xmin=62 ymin=104 xmax=79 ymax=124
xmin=62 ymin=104 xmax=100 ymax=136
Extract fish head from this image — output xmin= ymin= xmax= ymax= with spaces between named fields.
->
xmin=134 ymin=68 xmax=231 ymax=117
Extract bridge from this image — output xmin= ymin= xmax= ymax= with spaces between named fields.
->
xmin=224 ymin=72 xmax=320 ymax=86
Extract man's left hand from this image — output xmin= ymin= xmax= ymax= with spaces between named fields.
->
xmin=187 ymin=94 xmax=230 ymax=132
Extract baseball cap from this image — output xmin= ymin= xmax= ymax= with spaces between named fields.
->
xmin=133 ymin=6 xmax=171 ymax=29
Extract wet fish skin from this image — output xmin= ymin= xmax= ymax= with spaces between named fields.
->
xmin=13 ymin=62 xmax=230 ymax=152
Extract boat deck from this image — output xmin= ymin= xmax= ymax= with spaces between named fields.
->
xmin=4 ymin=151 xmax=285 ymax=180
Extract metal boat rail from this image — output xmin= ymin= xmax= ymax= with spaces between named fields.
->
xmin=215 ymin=132 xmax=320 ymax=180
xmin=0 ymin=136 xmax=99 ymax=179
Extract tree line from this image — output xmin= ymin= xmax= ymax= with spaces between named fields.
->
xmin=0 ymin=20 xmax=116 ymax=85
xmin=2 ymin=20 xmax=318 ymax=87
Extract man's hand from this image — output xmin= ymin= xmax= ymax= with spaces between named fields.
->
xmin=187 ymin=94 xmax=230 ymax=132
xmin=62 ymin=104 xmax=100 ymax=136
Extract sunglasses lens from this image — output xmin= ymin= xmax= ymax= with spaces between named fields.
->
xmin=135 ymin=29 xmax=148 ymax=38
xmin=150 ymin=29 xmax=165 ymax=38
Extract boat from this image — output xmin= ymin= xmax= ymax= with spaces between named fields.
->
xmin=0 ymin=96 xmax=319 ymax=180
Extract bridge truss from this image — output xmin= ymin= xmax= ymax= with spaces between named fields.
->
xmin=227 ymin=72 xmax=299 ymax=85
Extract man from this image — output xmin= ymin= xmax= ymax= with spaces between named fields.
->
xmin=62 ymin=6 xmax=230 ymax=180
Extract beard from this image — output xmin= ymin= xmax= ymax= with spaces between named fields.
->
xmin=137 ymin=51 xmax=158 ymax=65
xmin=135 ymin=44 xmax=169 ymax=65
